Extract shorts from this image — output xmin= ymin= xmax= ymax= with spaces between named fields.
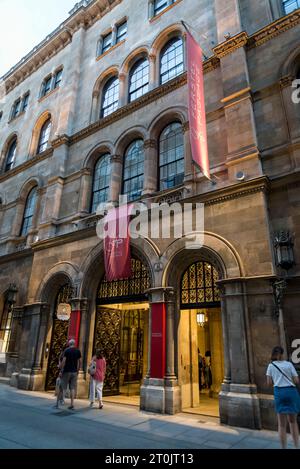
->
xmin=61 ymin=372 xmax=78 ymax=392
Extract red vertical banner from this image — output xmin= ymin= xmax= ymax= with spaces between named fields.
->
xmin=104 ymin=204 xmax=133 ymax=282
xmin=150 ymin=303 xmax=166 ymax=379
xmin=68 ymin=311 xmax=81 ymax=347
xmin=186 ymin=31 xmax=210 ymax=179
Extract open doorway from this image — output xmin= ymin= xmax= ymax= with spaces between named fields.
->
xmin=179 ymin=261 xmax=224 ymax=417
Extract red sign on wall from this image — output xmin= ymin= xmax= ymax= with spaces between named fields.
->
xmin=68 ymin=310 xmax=81 ymax=347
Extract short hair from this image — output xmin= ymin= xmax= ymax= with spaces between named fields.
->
xmin=96 ymin=349 xmax=103 ymax=359
xmin=68 ymin=339 xmax=76 ymax=347
xmin=271 ymin=346 xmax=284 ymax=361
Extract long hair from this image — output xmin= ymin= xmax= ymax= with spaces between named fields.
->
xmin=271 ymin=346 xmax=284 ymax=361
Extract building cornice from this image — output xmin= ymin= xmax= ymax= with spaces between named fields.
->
xmin=213 ymin=32 xmax=248 ymax=58
xmin=0 ymin=148 xmax=53 ymax=184
xmin=3 ymin=0 xmax=123 ymax=94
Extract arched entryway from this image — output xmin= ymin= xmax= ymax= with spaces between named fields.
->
xmin=179 ymin=260 xmax=224 ymax=417
xmin=44 ymin=280 xmax=74 ymax=391
xmin=94 ymin=257 xmax=150 ymax=402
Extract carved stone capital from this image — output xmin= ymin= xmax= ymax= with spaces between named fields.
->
xmin=213 ymin=32 xmax=248 ymax=59
xmin=110 ymin=154 xmax=122 ymax=164
xmin=144 ymin=139 xmax=157 ymax=150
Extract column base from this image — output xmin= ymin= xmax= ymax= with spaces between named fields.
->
xmin=76 ymin=371 xmax=89 ymax=398
xmin=140 ymin=378 xmax=181 ymax=415
xmin=17 ymin=368 xmax=45 ymax=391
xmin=219 ymin=383 xmax=262 ymax=429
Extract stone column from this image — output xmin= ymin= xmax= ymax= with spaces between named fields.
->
xmin=111 ymin=25 xmax=117 ymax=47
xmin=17 ymin=303 xmax=50 ymax=391
xmin=118 ymin=72 xmax=127 ymax=108
xmin=280 ymin=76 xmax=300 ymax=169
xmin=143 ymin=139 xmax=157 ymax=195
xmin=140 ymin=287 xmax=181 ymax=415
xmin=109 ymin=154 xmax=122 ymax=205
xmin=219 ymin=283 xmax=231 ymax=384
xmin=38 ymin=176 xmax=64 ymax=239
xmin=70 ymin=298 xmax=89 ymax=398
xmin=91 ymin=91 xmax=100 ymax=123
xmin=149 ymin=53 xmax=157 ymax=90
xmin=218 ymin=281 xmax=262 ymax=429
xmin=7 ymin=306 xmax=24 ymax=386
xmin=78 ymin=168 xmax=93 ymax=215
xmin=11 ymin=199 xmax=25 ymax=238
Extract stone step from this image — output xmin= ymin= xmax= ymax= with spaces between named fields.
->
xmin=0 ymin=377 xmax=10 ymax=385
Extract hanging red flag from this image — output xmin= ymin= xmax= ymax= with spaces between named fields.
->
xmin=103 ymin=204 xmax=133 ymax=281
xmin=186 ymin=31 xmax=210 ymax=179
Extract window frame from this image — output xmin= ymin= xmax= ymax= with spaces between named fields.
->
xmin=41 ymin=76 xmax=52 ymax=97
xmin=128 ymin=58 xmax=150 ymax=103
xmin=37 ymin=118 xmax=52 ymax=154
xmin=158 ymin=121 xmax=185 ymax=191
xmin=91 ymin=154 xmax=111 ymax=213
xmin=122 ymin=139 xmax=145 ymax=202
xmin=101 ymin=76 xmax=120 ymax=118
xmin=116 ymin=20 xmax=127 ymax=43
xmin=0 ymin=297 xmax=13 ymax=354
xmin=20 ymin=186 xmax=38 ymax=237
xmin=102 ymin=32 xmax=113 ymax=54
xmin=53 ymin=69 xmax=63 ymax=89
xmin=282 ymin=0 xmax=300 ymax=14
xmin=154 ymin=0 xmax=177 ymax=16
xmin=21 ymin=92 xmax=30 ymax=113
xmin=11 ymin=98 xmax=21 ymax=120
xmin=4 ymin=138 xmax=17 ymax=172
xmin=160 ymin=36 xmax=184 ymax=85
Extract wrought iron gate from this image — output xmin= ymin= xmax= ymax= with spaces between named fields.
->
xmin=45 ymin=284 xmax=74 ymax=391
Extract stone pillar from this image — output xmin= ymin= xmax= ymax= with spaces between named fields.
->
xmin=78 ymin=169 xmax=93 ymax=215
xmin=143 ymin=139 xmax=157 ymax=195
xmin=218 ymin=281 xmax=262 ymax=429
xmin=111 ymin=25 xmax=117 ymax=47
xmin=38 ymin=176 xmax=64 ymax=239
xmin=280 ymin=76 xmax=300 ymax=169
xmin=11 ymin=199 xmax=25 ymax=238
xmin=17 ymin=303 xmax=50 ymax=391
xmin=148 ymin=0 xmax=154 ymax=18
xmin=149 ymin=53 xmax=157 ymax=90
xmin=109 ymin=154 xmax=122 ymax=205
xmin=70 ymin=298 xmax=89 ymax=398
xmin=141 ymin=287 xmax=181 ymax=415
xmin=91 ymin=91 xmax=100 ymax=123
xmin=118 ymin=72 xmax=127 ymax=108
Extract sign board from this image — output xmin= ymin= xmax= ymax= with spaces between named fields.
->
xmin=57 ymin=303 xmax=71 ymax=321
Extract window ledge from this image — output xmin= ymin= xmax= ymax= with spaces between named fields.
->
xmin=8 ymin=111 xmax=26 ymax=124
xmin=150 ymin=0 xmax=183 ymax=22
xmin=38 ymin=87 xmax=59 ymax=103
xmin=96 ymin=39 xmax=125 ymax=61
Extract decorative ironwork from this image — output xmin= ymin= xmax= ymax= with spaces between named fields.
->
xmin=181 ymin=261 xmax=220 ymax=309
xmin=45 ymin=283 xmax=74 ymax=391
xmin=94 ymin=308 xmax=122 ymax=396
xmin=120 ymin=310 xmax=144 ymax=384
xmin=97 ymin=258 xmax=150 ymax=304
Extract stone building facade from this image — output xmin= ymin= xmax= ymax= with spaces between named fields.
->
xmin=0 ymin=0 xmax=300 ymax=430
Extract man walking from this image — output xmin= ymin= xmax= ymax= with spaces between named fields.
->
xmin=60 ymin=339 xmax=82 ymax=410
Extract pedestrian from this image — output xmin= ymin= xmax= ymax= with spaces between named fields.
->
xmin=198 ymin=349 xmax=203 ymax=391
xmin=56 ymin=342 xmax=69 ymax=407
xmin=266 ymin=345 xmax=300 ymax=449
xmin=89 ymin=349 xmax=106 ymax=410
xmin=60 ymin=339 xmax=82 ymax=410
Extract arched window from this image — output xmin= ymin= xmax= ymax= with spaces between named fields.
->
xmin=37 ymin=118 xmax=51 ymax=154
xmin=101 ymin=77 xmax=119 ymax=118
xmin=160 ymin=37 xmax=184 ymax=85
xmin=129 ymin=59 xmax=149 ymax=102
xmin=20 ymin=187 xmax=38 ymax=237
xmin=122 ymin=140 xmax=144 ymax=201
xmin=159 ymin=122 xmax=184 ymax=190
xmin=181 ymin=261 xmax=220 ymax=309
xmin=91 ymin=154 xmax=111 ymax=213
xmin=5 ymin=139 xmax=17 ymax=172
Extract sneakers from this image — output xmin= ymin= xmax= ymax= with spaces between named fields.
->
xmin=68 ymin=405 xmax=74 ymax=410
xmin=99 ymin=404 xmax=103 ymax=410
xmin=89 ymin=402 xmax=94 ymax=408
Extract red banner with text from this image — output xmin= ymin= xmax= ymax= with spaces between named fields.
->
xmin=150 ymin=303 xmax=166 ymax=379
xmin=104 ymin=204 xmax=133 ymax=282
xmin=68 ymin=311 xmax=81 ymax=347
xmin=186 ymin=31 xmax=210 ymax=179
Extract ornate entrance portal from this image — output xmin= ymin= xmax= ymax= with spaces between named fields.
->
xmin=95 ymin=258 xmax=150 ymax=397
xmin=45 ymin=283 xmax=74 ymax=391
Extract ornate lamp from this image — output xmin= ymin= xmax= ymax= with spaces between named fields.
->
xmin=197 ymin=311 xmax=207 ymax=327
xmin=274 ymin=231 xmax=295 ymax=272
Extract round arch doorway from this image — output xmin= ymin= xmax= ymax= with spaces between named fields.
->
xmin=94 ymin=258 xmax=150 ymax=403
xmin=179 ymin=260 xmax=224 ymax=417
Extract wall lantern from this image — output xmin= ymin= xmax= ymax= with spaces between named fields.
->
xmin=274 ymin=231 xmax=295 ymax=272
xmin=197 ymin=311 xmax=207 ymax=327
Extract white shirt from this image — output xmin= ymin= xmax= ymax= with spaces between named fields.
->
xmin=266 ymin=361 xmax=298 ymax=387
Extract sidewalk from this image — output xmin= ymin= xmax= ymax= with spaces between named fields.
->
xmin=0 ymin=383 xmax=294 ymax=449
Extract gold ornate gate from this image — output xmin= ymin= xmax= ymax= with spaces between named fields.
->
xmin=45 ymin=284 xmax=74 ymax=391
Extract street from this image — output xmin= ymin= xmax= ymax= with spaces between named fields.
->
xmin=0 ymin=383 xmax=293 ymax=449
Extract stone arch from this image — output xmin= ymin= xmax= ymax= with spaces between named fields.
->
xmin=120 ymin=46 xmax=150 ymax=75
xmin=161 ymin=231 xmax=244 ymax=289
xmin=28 ymin=110 xmax=53 ymax=157
xmin=148 ymin=106 xmax=188 ymax=141
xmin=91 ymin=66 xmax=120 ymax=122
xmin=19 ymin=177 xmax=41 ymax=203
xmin=35 ymin=262 xmax=79 ymax=303
xmin=114 ymin=126 xmax=148 ymax=157
xmin=0 ymin=132 xmax=19 ymax=172
xmin=83 ymin=141 xmax=114 ymax=170
xmin=280 ymin=44 xmax=300 ymax=79
xmin=150 ymin=23 xmax=185 ymax=56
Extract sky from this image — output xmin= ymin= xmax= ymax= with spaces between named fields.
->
xmin=0 ymin=0 xmax=76 ymax=77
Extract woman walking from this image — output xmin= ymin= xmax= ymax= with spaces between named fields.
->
xmin=89 ymin=350 xmax=106 ymax=409
xmin=266 ymin=346 xmax=300 ymax=449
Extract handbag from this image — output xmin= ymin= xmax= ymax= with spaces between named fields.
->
xmin=88 ymin=360 xmax=97 ymax=376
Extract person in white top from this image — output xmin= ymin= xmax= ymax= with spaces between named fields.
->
xmin=266 ymin=346 xmax=300 ymax=449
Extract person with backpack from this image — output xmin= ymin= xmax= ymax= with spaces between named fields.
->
xmin=88 ymin=350 xmax=106 ymax=409
xmin=266 ymin=346 xmax=300 ymax=449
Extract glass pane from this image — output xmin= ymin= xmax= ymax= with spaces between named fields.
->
xmin=160 ymin=37 xmax=184 ymax=85
xmin=159 ymin=122 xmax=184 ymax=190
xmin=101 ymin=77 xmax=119 ymax=117
xmin=122 ymin=140 xmax=144 ymax=201
xmin=129 ymin=60 xmax=149 ymax=102
xmin=91 ymin=154 xmax=111 ymax=212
